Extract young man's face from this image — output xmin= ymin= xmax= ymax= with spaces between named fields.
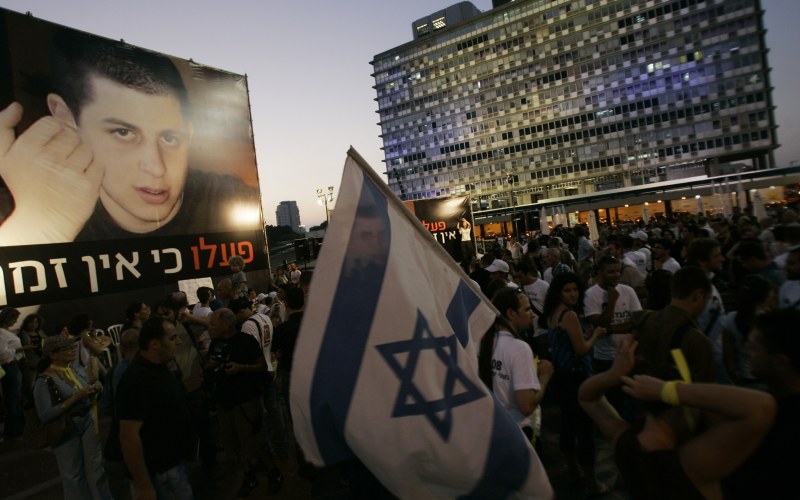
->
xmin=598 ymin=262 xmax=621 ymax=287
xmin=509 ymin=293 xmax=534 ymax=333
xmin=156 ymin=321 xmax=181 ymax=361
xmin=74 ymin=75 xmax=191 ymax=233
xmin=652 ymin=243 xmax=667 ymax=260
xmin=705 ymin=246 xmax=725 ymax=272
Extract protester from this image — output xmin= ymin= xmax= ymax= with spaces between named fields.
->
xmin=721 ymin=274 xmax=776 ymax=386
xmin=1 ymin=307 xmax=32 ymax=439
xmin=574 ymin=225 xmax=595 ymax=284
xmin=118 ymin=317 xmax=195 ymax=499
xmin=229 ymin=296 xmax=288 ymax=461
xmin=34 ymin=336 xmax=112 ymax=499
xmin=584 ymin=255 xmax=642 ymax=413
xmin=207 ymin=308 xmax=283 ymax=497
xmin=515 ymin=259 xmax=551 ymax=359
xmin=632 ymin=266 xmax=717 ymax=383
xmin=651 ymin=238 xmax=681 ymax=274
xmin=778 ymin=246 xmax=800 ymax=310
xmin=229 ymin=255 xmax=249 ymax=299
xmin=18 ymin=313 xmax=46 ymax=402
xmin=289 ymin=262 xmax=302 ymax=287
xmin=121 ymin=302 xmax=151 ymax=332
xmin=725 ymin=310 xmax=800 ymax=498
xmin=538 ymin=272 xmax=609 ymax=495
xmin=478 ymin=288 xmax=553 ymax=442
xmin=579 ymin=338 xmax=775 ymax=500
xmin=271 ymin=287 xmax=311 ymax=477
xmin=605 ymin=238 xmax=647 ymax=300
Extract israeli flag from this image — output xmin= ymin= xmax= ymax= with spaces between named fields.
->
xmin=290 ymin=149 xmax=553 ymax=499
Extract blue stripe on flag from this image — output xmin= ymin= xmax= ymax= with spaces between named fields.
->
xmin=459 ymin=399 xmax=531 ymax=499
xmin=446 ymin=280 xmax=482 ymax=348
xmin=309 ymin=174 xmax=391 ymax=464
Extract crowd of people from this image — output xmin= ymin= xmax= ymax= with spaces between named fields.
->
xmin=2 ymin=203 xmax=800 ymax=499
xmin=471 ymin=204 xmax=800 ymax=498
xmin=0 ymin=262 xmax=306 ymax=499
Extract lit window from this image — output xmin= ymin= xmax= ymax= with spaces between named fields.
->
xmin=433 ymin=17 xmax=447 ymax=30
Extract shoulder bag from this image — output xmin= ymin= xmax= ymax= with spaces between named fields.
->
xmin=22 ymin=376 xmax=75 ymax=449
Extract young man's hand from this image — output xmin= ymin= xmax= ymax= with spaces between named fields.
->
xmin=0 ymin=102 xmax=103 ymax=244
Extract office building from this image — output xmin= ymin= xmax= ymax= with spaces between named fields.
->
xmin=371 ymin=0 xmax=777 ymax=216
xmin=275 ymin=201 xmax=302 ymax=232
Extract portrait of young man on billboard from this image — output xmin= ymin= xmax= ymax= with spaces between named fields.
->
xmin=0 ymin=11 xmax=266 ymax=326
xmin=0 ymin=28 xmax=260 ymax=246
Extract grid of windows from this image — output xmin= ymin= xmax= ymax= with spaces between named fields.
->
xmin=371 ymin=0 xmax=776 ymax=204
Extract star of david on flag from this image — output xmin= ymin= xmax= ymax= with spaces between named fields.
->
xmin=290 ymin=149 xmax=553 ymax=499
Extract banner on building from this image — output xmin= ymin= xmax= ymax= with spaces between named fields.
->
xmin=404 ymin=196 xmax=473 ymax=263
xmin=0 ymin=8 xmax=265 ymax=328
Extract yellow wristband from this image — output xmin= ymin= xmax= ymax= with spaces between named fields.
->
xmin=660 ymin=380 xmax=683 ymax=406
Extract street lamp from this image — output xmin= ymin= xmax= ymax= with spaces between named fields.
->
xmin=316 ymin=186 xmax=334 ymax=224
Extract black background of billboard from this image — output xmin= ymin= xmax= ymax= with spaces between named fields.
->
xmin=411 ymin=197 xmax=472 ymax=263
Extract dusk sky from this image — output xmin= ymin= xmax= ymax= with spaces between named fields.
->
xmin=2 ymin=0 xmax=797 ymax=228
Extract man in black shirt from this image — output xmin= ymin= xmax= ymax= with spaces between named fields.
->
xmin=118 ymin=316 xmax=195 ymax=499
xmin=208 ymin=308 xmax=283 ymax=497
xmin=272 ymin=287 xmax=304 ymax=406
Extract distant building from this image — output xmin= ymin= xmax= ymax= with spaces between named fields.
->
xmin=371 ymin=0 xmax=777 ymax=213
xmin=276 ymin=201 xmax=301 ymax=232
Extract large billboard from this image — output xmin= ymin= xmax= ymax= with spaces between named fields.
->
xmin=0 ymin=8 xmax=266 ymax=328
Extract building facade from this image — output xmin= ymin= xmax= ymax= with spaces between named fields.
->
xmin=275 ymin=201 xmax=302 ymax=231
xmin=371 ymin=0 xmax=776 ymax=215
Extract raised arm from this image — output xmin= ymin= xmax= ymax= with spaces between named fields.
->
xmin=620 ymin=374 xmax=776 ymax=488
xmin=579 ymin=339 xmax=637 ymax=444
xmin=560 ymin=310 xmax=605 ymax=356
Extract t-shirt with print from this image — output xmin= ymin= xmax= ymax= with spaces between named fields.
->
xmin=490 ymin=331 xmax=541 ymax=429
xmin=584 ymin=283 xmax=642 ymax=361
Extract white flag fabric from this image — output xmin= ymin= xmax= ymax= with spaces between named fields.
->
xmin=290 ymin=148 xmax=553 ymax=499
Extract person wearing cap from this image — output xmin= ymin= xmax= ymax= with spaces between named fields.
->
xmin=486 ymin=258 xmax=518 ymax=289
xmin=34 ymin=335 xmax=111 ymax=499
xmin=254 ymin=292 xmax=270 ymax=315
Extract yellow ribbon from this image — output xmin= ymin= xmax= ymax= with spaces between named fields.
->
xmin=51 ymin=365 xmax=100 ymax=434
xmin=669 ymin=348 xmax=695 ymax=432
